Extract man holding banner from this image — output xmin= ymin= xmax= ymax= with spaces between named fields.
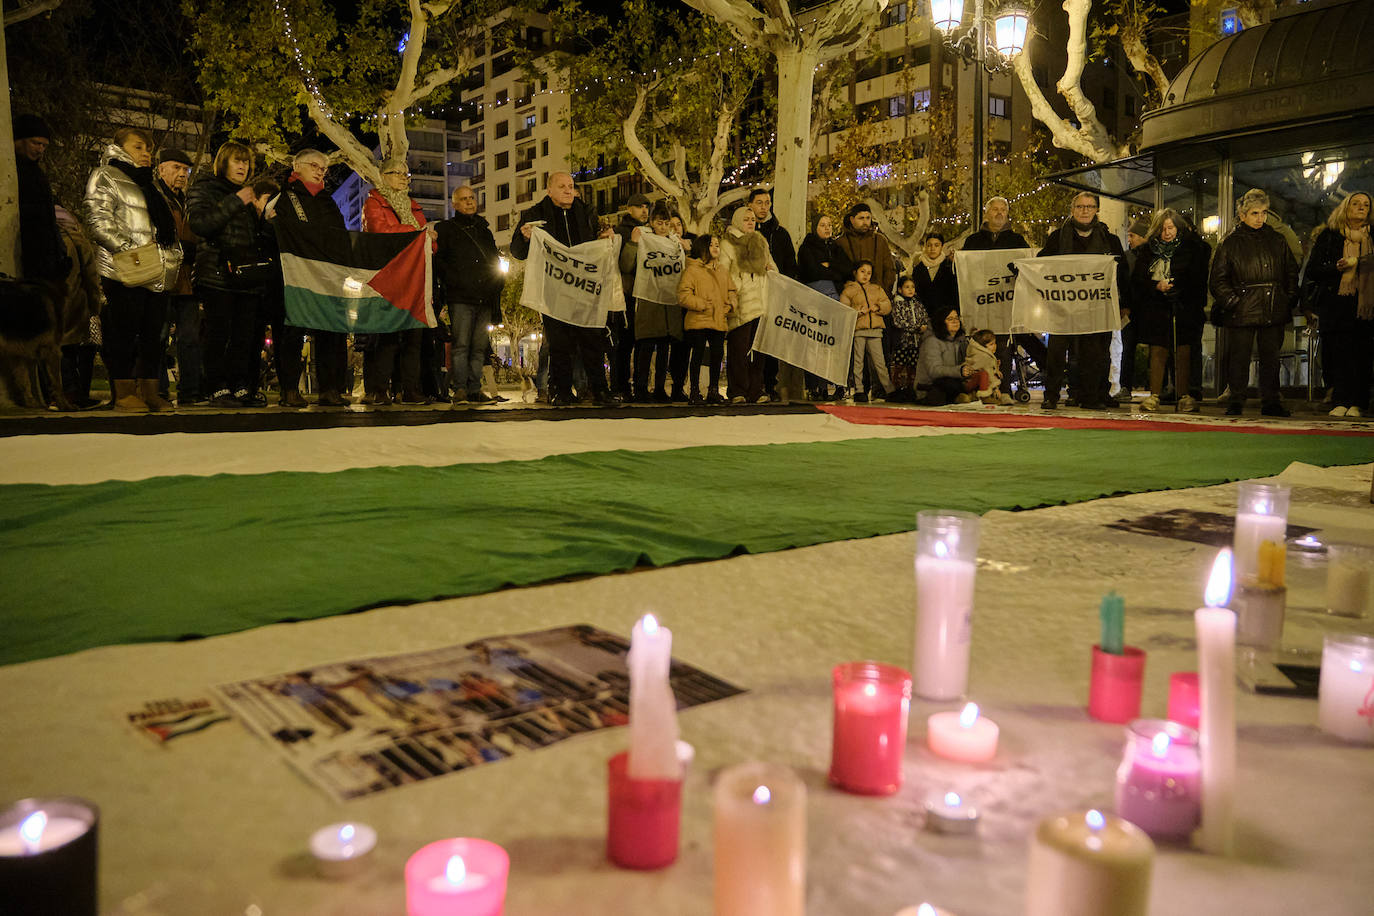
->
xmin=510 ymin=172 xmax=621 ymax=407
xmin=959 ymin=197 xmax=1042 ymax=401
xmin=1034 ymin=193 xmax=1130 ymax=410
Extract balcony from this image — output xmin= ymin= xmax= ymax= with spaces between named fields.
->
xmin=515 ymin=126 xmax=533 ymax=140
xmin=516 ymin=190 xmax=533 ymax=203
xmin=516 ymin=94 xmax=533 ymax=108
xmin=516 ymin=158 xmax=535 ymax=173
xmin=467 ymin=142 xmax=485 ymax=156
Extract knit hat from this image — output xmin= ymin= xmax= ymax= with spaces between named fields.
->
xmin=12 ymin=113 xmax=51 ymax=141
xmin=627 ymin=192 xmax=650 ymax=207
xmin=1128 ymin=219 xmax=1149 ymax=237
xmin=846 ymin=201 xmax=873 ymax=219
xmin=157 ymin=147 xmax=193 ymax=167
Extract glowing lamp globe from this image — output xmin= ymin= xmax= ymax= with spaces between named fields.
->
xmin=994 ymin=9 xmax=1029 ymax=57
xmin=931 ymin=0 xmax=965 ymax=33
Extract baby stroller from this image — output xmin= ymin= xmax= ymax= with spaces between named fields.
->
xmin=1008 ymin=336 xmax=1044 ymax=403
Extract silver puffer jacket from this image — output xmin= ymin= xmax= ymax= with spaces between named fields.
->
xmin=83 ymin=143 xmax=182 ymax=290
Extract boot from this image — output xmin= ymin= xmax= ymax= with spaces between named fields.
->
xmin=139 ymin=379 xmax=174 ymax=411
xmin=113 ymin=379 xmax=149 ymax=413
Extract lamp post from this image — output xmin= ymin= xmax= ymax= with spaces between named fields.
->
xmin=932 ymin=0 xmax=1028 ymax=225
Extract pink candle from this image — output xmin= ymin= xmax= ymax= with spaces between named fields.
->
xmin=829 ymin=661 xmax=912 ymax=795
xmin=1114 ymin=719 xmax=1201 ymax=841
xmin=405 ymin=838 xmax=509 ymax=916
xmin=926 ymin=702 xmax=999 ymax=762
xmin=1167 ymin=673 xmax=1200 ymax=730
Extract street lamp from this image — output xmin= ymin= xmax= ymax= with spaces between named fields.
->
xmin=933 ymin=0 xmax=1029 ymax=224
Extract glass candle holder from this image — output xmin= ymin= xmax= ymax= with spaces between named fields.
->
xmin=914 ymin=510 xmax=980 ymax=701
xmin=1233 ymin=577 xmax=1286 ymax=651
xmin=713 ymin=762 xmax=806 ymax=916
xmin=404 ymin=837 xmax=509 ymax=916
xmin=1233 ymin=482 xmax=1290 ymax=583
xmin=829 ymin=661 xmax=912 ymax=795
xmin=1325 ymin=544 xmax=1374 ymax=619
xmin=0 ymin=797 xmax=99 ymax=916
xmin=1113 ymin=719 xmax=1201 ymax=841
xmin=1166 ymin=672 xmax=1200 ymax=730
xmin=1026 ymin=810 xmax=1153 ymax=916
xmin=1318 ymin=634 xmax=1374 ymax=744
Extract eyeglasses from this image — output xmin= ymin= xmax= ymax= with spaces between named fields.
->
xmin=384 ymin=171 xmax=411 ymax=178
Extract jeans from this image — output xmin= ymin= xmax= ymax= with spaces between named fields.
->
xmin=685 ymin=328 xmax=725 ymax=395
xmin=448 ymin=300 xmax=491 ymax=396
xmin=851 ymin=333 xmax=892 ymax=395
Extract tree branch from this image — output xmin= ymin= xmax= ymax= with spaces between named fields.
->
xmin=810 ymin=0 xmax=888 ymax=56
xmin=1012 ymin=23 xmax=1121 ymax=162
xmin=681 ymin=0 xmax=768 ymax=47
xmin=1053 ymin=0 xmax=1116 ymax=158
xmin=621 ymin=82 xmax=683 ymax=199
xmin=1116 ymin=4 xmax=1169 ymax=100
xmin=3 ymin=0 xmax=63 ymax=28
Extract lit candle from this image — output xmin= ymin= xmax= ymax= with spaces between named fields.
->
xmin=829 ymin=661 xmax=912 ymax=795
xmin=713 ymin=762 xmax=806 ymax=916
xmin=1025 ymin=809 xmax=1153 ymax=916
xmin=1195 ymin=549 xmax=1237 ymax=856
xmin=1325 ymin=544 xmax=1373 ymax=619
xmin=0 ymin=797 xmax=99 ymax=916
xmin=1317 ymin=634 xmax=1374 ymax=744
xmin=894 ymin=904 xmax=960 ymax=916
xmin=1232 ymin=482 xmax=1289 ymax=582
xmin=926 ymin=702 xmax=999 ymax=762
xmin=309 ymin=821 xmax=377 ymax=877
xmin=923 ymin=790 xmax=979 ymax=834
xmin=913 ymin=511 xmax=980 ymax=701
xmin=404 ymin=838 xmax=508 ymax=916
xmin=1113 ymin=720 xmax=1201 ymax=841
xmin=627 ymin=613 xmax=680 ymax=781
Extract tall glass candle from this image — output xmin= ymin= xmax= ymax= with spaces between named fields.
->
xmin=1195 ymin=550 xmax=1237 ymax=856
xmin=1114 ymin=719 xmax=1201 ymax=841
xmin=1325 ymin=544 xmax=1373 ymax=619
xmin=913 ymin=510 xmax=980 ymax=700
xmin=0 ymin=798 xmax=99 ymax=916
xmin=1318 ymin=634 xmax=1374 ymax=744
xmin=1232 ymin=481 xmax=1289 ymax=583
xmin=404 ymin=838 xmax=509 ymax=916
xmin=1026 ymin=810 xmax=1153 ymax=916
xmin=829 ymin=661 xmax=912 ymax=795
xmin=714 ymin=762 xmax=806 ymax=916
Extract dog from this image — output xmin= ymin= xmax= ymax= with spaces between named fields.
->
xmin=0 ymin=273 xmax=71 ymax=411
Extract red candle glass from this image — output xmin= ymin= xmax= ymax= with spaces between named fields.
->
xmin=605 ymin=750 xmax=681 ymax=870
xmin=829 ymin=661 xmax=912 ymax=795
xmin=1166 ymin=672 xmax=1200 ymax=729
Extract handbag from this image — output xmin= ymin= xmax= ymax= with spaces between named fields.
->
xmin=112 ymin=242 xmax=164 ymax=288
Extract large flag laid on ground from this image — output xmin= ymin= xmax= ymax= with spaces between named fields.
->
xmin=276 ymin=217 xmax=435 ymax=332
xmin=631 ymin=231 xmax=686 ymax=304
xmin=954 ymin=248 xmax=1038 ymax=333
xmin=520 ymin=227 xmax=623 ymax=327
xmin=753 ymin=273 xmax=858 ymax=385
xmin=1011 ymin=255 xmax=1122 ymax=334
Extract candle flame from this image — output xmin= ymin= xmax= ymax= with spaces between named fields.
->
xmin=934 ymin=540 xmax=949 ymax=558
xmin=752 ymin=785 xmax=772 ymax=806
xmin=1352 ymin=659 xmax=1364 ymax=673
xmin=19 ymin=811 xmax=46 ymax=849
xmin=918 ymin=906 xmax=937 ymax=916
xmin=1255 ymin=498 xmax=1271 ymax=515
xmin=445 ymin=855 xmax=466 ymax=885
xmin=641 ymin=613 xmax=659 ymax=634
xmin=339 ymin=824 xmax=355 ymax=842
xmin=1204 ymin=549 xmax=1234 ymax=607
xmin=943 ymin=792 xmax=962 ymax=808
xmin=1151 ymin=732 xmax=1171 ymax=758
xmin=1085 ymin=809 xmax=1106 ymax=831
xmin=959 ymin=702 xmax=979 ymax=728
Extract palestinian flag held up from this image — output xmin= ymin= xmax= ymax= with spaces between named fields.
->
xmin=276 ymin=216 xmax=435 ymax=333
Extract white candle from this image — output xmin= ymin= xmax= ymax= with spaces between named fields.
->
xmin=1318 ymin=634 xmax=1374 ymax=744
xmin=627 ymin=613 xmax=680 ymax=781
xmin=1194 ymin=550 xmax=1237 ymax=856
xmin=926 ymin=702 xmax=999 ymax=762
xmin=1325 ymin=545 xmax=1373 ymax=618
xmin=713 ymin=762 xmax=806 ymax=916
xmin=0 ymin=812 xmax=89 ymax=855
xmin=913 ymin=511 xmax=980 ymax=701
xmin=1232 ymin=481 xmax=1289 ymax=582
xmin=309 ymin=822 xmax=377 ymax=877
xmin=1025 ymin=809 xmax=1154 ymax=916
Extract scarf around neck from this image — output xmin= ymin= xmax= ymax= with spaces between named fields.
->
xmin=110 ymin=158 xmax=178 ymax=246
xmin=1340 ymin=223 xmax=1372 ymax=316
xmin=919 ymin=252 xmax=944 ymax=280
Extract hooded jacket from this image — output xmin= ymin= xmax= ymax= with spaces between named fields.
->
xmin=678 ymin=257 xmax=736 ymax=332
xmin=84 ymin=143 xmax=183 ymax=288
xmin=720 ymin=208 xmax=776 ymax=328
xmin=840 ymin=279 xmax=892 ymax=331
xmin=1208 ymin=222 xmax=1299 ymax=327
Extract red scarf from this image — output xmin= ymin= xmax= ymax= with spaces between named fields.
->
xmin=290 ymin=171 xmax=325 ymax=195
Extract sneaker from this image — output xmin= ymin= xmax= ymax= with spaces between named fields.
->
xmin=853 ymin=392 xmax=869 ymax=404
xmin=548 ymin=394 xmax=576 ymax=407
xmin=754 ymin=395 xmax=770 ymax=404
xmin=1225 ymin=402 xmax=1244 ymax=416
xmin=1178 ymin=395 xmax=1199 ymax=413
xmin=706 ymin=393 xmax=726 ymax=405
xmin=1348 ymin=406 xmax=1363 ymax=418
xmin=210 ymin=390 xmax=240 ymax=409
xmin=1260 ymin=403 xmax=1291 ymax=418
xmin=1042 ymin=399 xmax=1058 ymax=410
xmin=1329 ymin=405 xmax=1349 ymax=418
xmin=1140 ymin=395 xmax=1161 ymax=412
xmin=730 ymin=395 xmax=746 ymax=404
xmin=469 ymin=392 xmax=495 ymax=403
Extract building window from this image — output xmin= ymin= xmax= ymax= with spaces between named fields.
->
xmin=495 ymin=120 xmax=509 ymax=139
xmin=524 ymin=114 xmax=537 ymax=130
xmin=1219 ymin=8 xmax=1242 ymax=35
xmin=541 ymin=140 xmax=549 ymax=156
xmin=912 ymin=89 xmax=931 ymax=111
xmin=541 ymin=106 xmax=549 ymax=123
xmin=1102 ymin=89 xmax=1116 ymax=111
xmin=497 ymin=183 xmax=510 ymax=201
xmin=495 ymin=89 xmax=509 ymax=105
xmin=887 ymin=54 xmax=906 ymax=74
xmin=496 ymin=151 xmax=509 ymax=169
xmin=881 ymin=2 xmax=908 ymax=27
xmin=527 ymin=178 xmax=537 ymax=193
xmin=989 ymin=95 xmax=1009 ymax=119
xmin=888 ymin=95 xmax=907 ymax=118
xmin=910 ymin=44 xmax=930 ymax=67
xmin=497 ymin=213 xmax=510 ymax=231
xmin=1125 ymin=96 xmax=1136 ymax=116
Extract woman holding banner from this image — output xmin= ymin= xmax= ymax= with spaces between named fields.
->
xmin=630 ymin=202 xmax=686 ymax=403
xmin=1131 ymin=209 xmax=1209 ymax=413
xmin=720 ymin=207 xmax=775 ymax=404
xmin=678 ymin=234 xmax=735 ymax=405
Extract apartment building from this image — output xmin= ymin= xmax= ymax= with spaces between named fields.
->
xmin=332 ymin=119 xmax=478 ymax=230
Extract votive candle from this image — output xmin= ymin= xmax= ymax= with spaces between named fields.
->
xmin=0 ymin=798 xmax=99 ymax=916
xmin=927 ymin=702 xmax=999 ymax=762
xmin=404 ymin=838 xmax=508 ymax=916
xmin=914 ymin=511 xmax=980 ymax=700
xmin=1025 ymin=809 xmax=1153 ymax=916
xmin=1317 ymin=633 xmax=1374 ymax=744
xmin=1232 ymin=482 xmax=1289 ymax=583
xmin=1113 ymin=719 xmax=1201 ymax=841
xmin=713 ymin=762 xmax=806 ymax=916
xmin=829 ymin=661 xmax=912 ymax=795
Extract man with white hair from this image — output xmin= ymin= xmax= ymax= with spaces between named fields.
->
xmin=510 ymin=171 xmax=619 ymax=407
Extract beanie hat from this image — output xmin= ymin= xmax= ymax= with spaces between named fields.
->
xmin=13 ymin=113 xmax=51 ymax=141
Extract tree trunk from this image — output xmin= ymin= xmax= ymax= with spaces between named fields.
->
xmin=773 ymin=44 xmax=818 ymax=247
xmin=1 ymin=21 xmax=20 ymax=277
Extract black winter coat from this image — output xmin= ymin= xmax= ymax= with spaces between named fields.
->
xmin=913 ymin=258 xmax=958 ymax=323
xmin=1040 ymin=220 xmax=1131 ymax=313
xmin=961 ymin=227 xmax=1029 ymax=251
xmin=1301 ymin=228 xmax=1367 ymax=318
xmin=435 ymin=212 xmax=504 ymax=310
xmin=797 ymin=233 xmax=851 ymax=287
xmin=187 ymin=175 xmax=264 ymax=292
xmin=274 ymin=178 xmax=346 ymax=230
xmin=1129 ymin=234 xmax=1210 ymax=346
xmin=755 ymin=215 xmax=798 ymax=279
xmin=1208 ymin=222 xmax=1298 ymax=327
xmin=510 ymin=195 xmax=601 ymax=258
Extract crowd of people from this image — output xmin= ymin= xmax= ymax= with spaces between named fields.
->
xmin=10 ymin=114 xmax=1372 ymax=417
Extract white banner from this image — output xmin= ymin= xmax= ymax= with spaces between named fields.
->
xmin=631 ymin=231 xmax=686 ymax=304
xmin=954 ymin=248 xmax=1037 ymax=333
xmin=752 ymin=274 xmax=859 ymax=386
xmin=1011 ymin=254 xmax=1122 ymax=335
xmin=519 ymin=228 xmax=623 ymax=328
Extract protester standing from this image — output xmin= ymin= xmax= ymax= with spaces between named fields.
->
xmin=840 ymin=260 xmax=893 ymax=403
xmin=154 ymin=148 xmax=206 ymax=405
xmin=961 ymin=196 xmax=1037 ymax=399
xmin=678 ymin=234 xmax=735 ymax=405
xmin=1301 ymin=191 xmax=1372 ymax=418
xmin=54 ymin=207 xmax=105 ymax=409
xmin=913 ymin=232 xmax=958 ymax=325
xmin=630 ymin=202 xmax=687 ymax=403
xmin=719 ymin=207 xmax=775 ymax=404
xmin=612 ymin=193 xmax=650 ymax=399
xmin=436 ymin=185 xmax=504 ymax=405
xmin=1131 ymin=209 xmax=1210 ymax=413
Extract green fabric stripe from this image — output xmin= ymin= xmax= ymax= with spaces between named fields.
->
xmin=284 ymin=287 xmax=426 ymax=333
xmin=3 ymin=429 xmax=1371 ymax=666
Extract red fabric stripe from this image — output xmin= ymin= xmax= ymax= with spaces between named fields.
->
xmin=816 ymin=405 xmax=1374 ymax=437
xmin=365 ymin=232 xmax=428 ymax=323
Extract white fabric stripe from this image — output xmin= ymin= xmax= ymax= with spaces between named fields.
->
xmin=0 ymin=414 xmax=1001 ymax=486
xmin=279 ymin=252 xmax=379 ymax=299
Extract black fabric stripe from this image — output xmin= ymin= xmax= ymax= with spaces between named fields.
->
xmin=275 ymin=216 xmax=422 ymax=270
